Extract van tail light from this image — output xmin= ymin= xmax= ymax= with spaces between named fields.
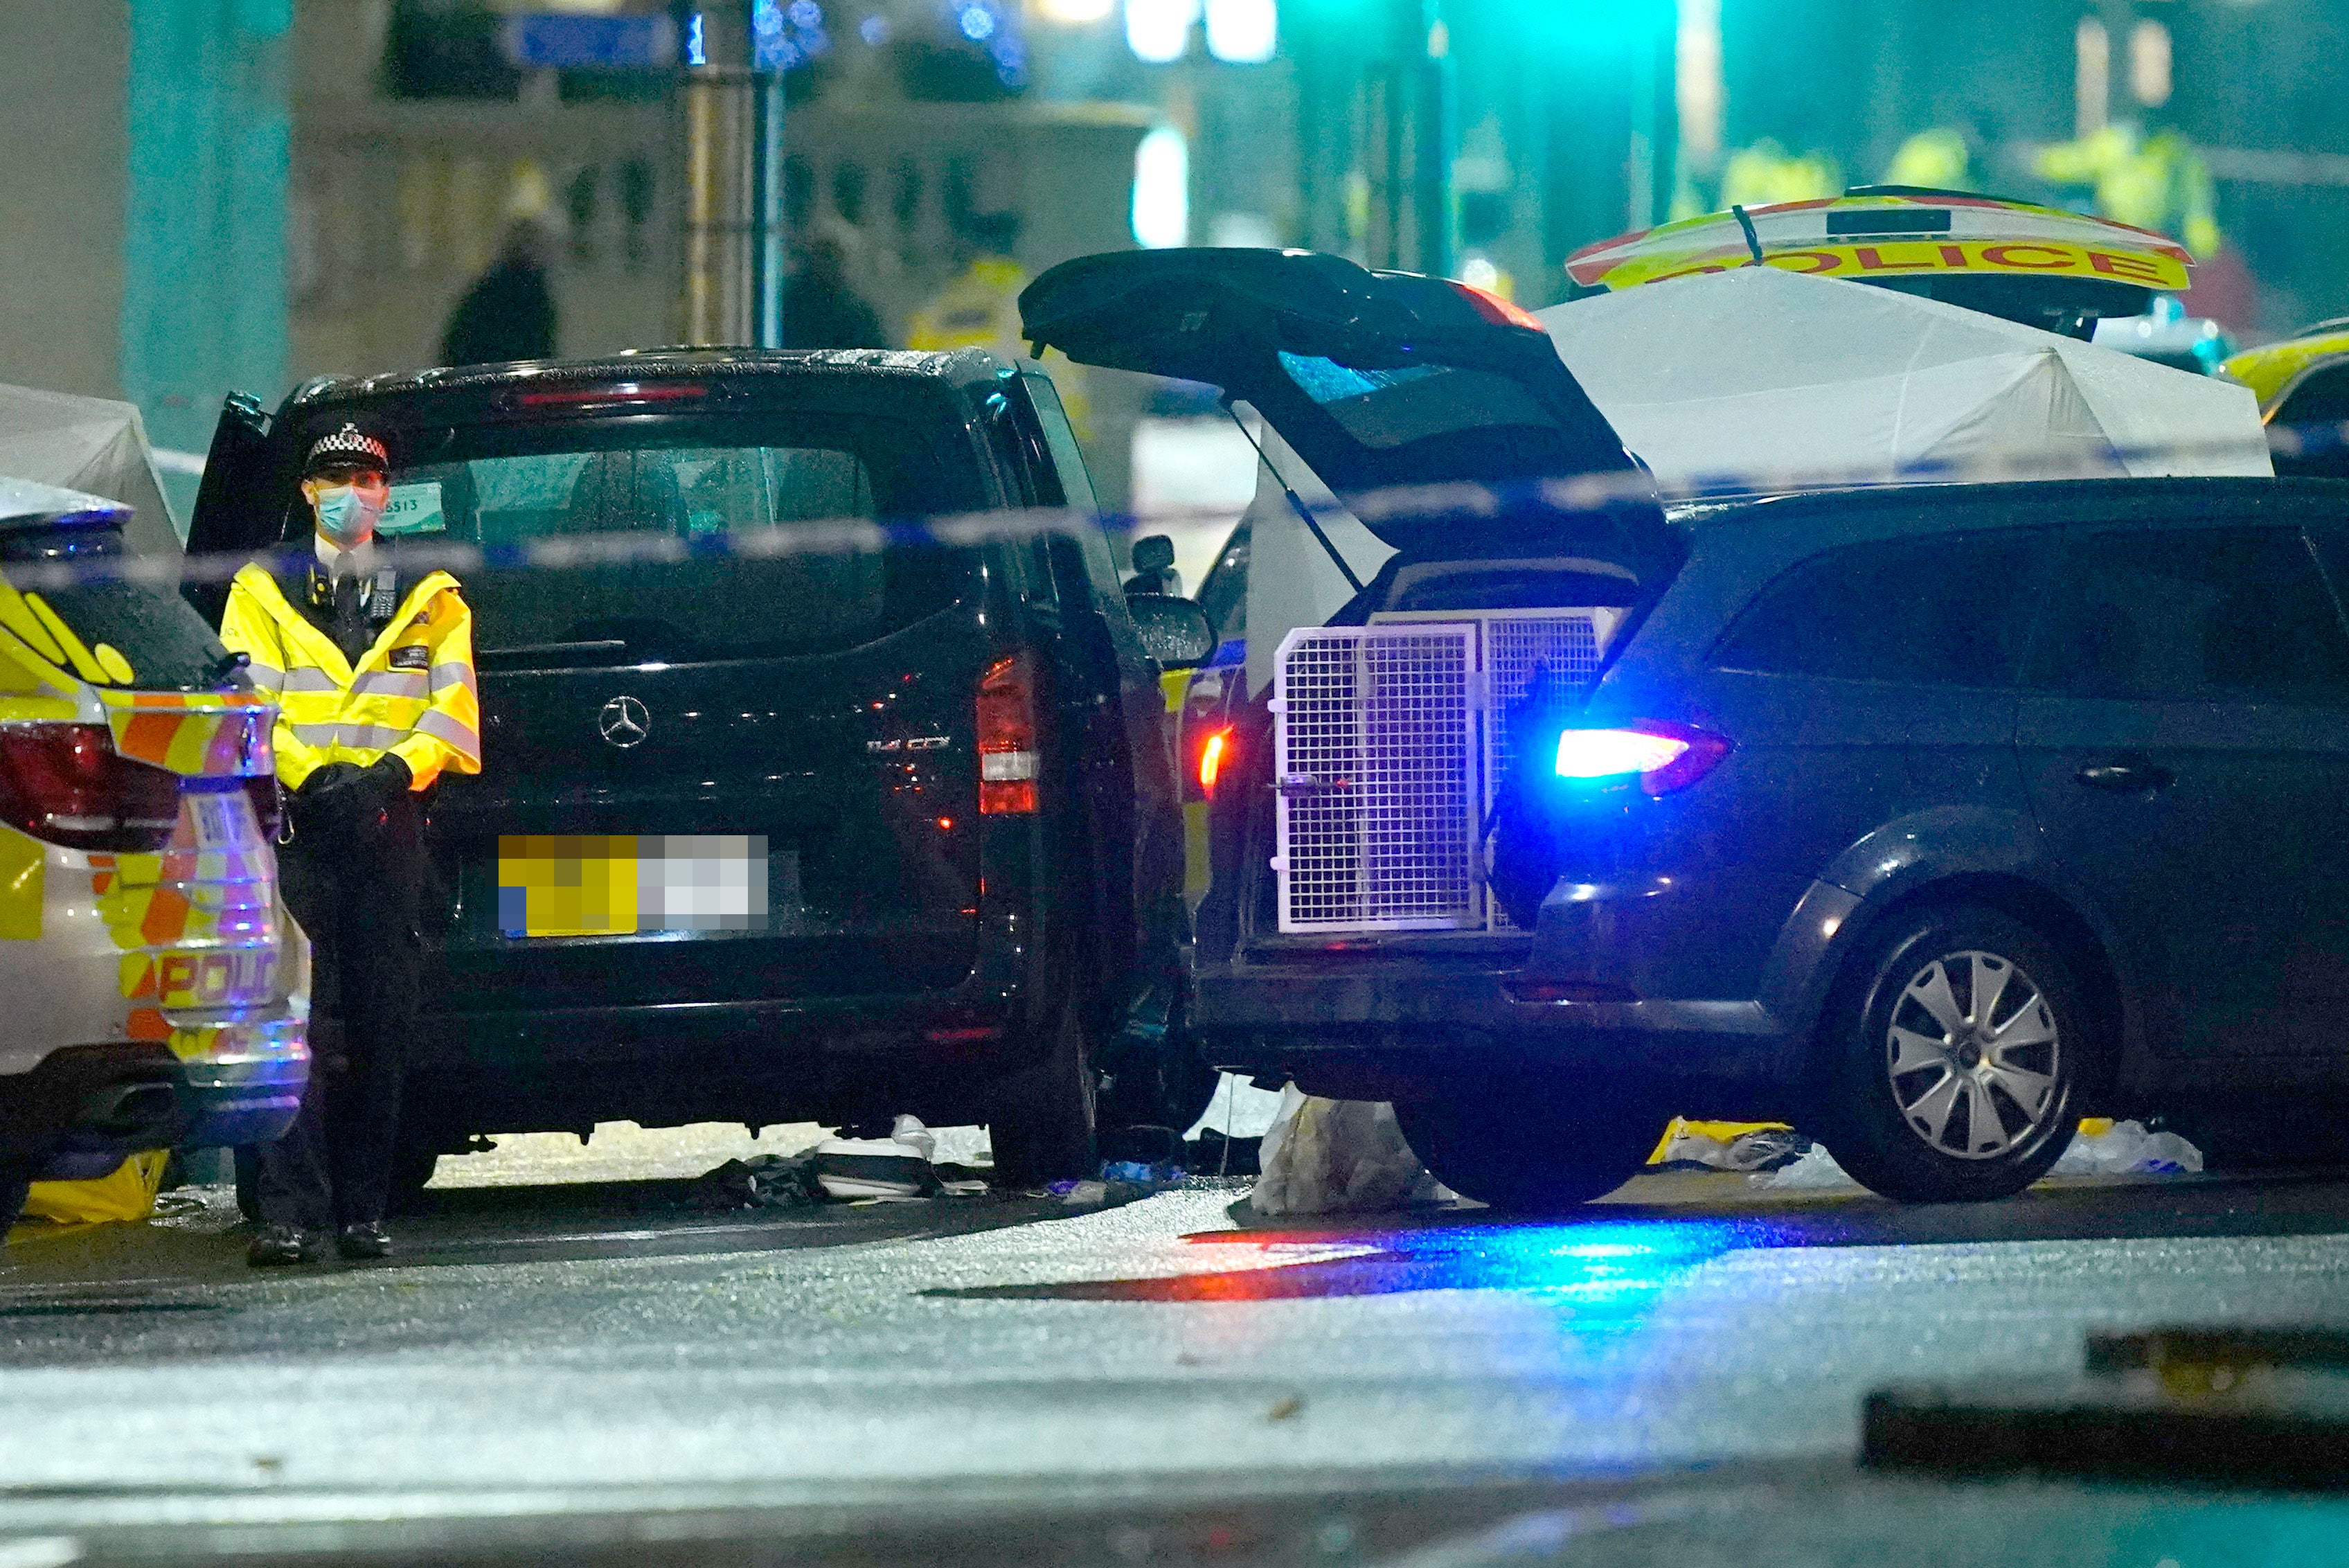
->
xmin=977 ymin=652 xmax=1039 ymax=814
xmin=1449 ymin=280 xmax=1546 ymax=331
xmin=0 ymin=723 xmax=182 ymax=851
xmin=1197 ymin=724 xmax=1233 ymax=797
xmin=1553 ymin=720 xmax=1731 ymax=796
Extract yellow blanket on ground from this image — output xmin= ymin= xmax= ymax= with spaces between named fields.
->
xmin=13 ymin=1150 xmax=168 ymax=1232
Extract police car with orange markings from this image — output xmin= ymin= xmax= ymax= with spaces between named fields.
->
xmin=0 ymin=478 xmax=307 ymax=1233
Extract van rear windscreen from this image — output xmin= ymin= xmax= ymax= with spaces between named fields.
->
xmin=387 ymin=418 xmax=979 ymax=666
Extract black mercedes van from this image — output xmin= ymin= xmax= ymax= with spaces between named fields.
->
xmin=186 ymin=348 xmax=1214 ymax=1190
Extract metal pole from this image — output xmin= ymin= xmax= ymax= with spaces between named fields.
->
xmin=753 ymin=61 xmax=784 ymax=348
xmin=680 ymin=2 xmax=769 ymax=346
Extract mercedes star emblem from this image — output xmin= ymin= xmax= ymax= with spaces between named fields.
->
xmin=598 ymin=695 xmax=650 ymax=749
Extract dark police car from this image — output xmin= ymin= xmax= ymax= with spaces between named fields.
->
xmin=1024 ymin=246 xmax=2349 ymax=1209
xmin=187 ymin=349 xmax=1214 ymax=1192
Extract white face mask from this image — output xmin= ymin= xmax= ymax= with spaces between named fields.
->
xmin=305 ymin=479 xmax=384 ymax=548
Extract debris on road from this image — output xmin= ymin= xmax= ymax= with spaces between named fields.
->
xmin=1251 ymin=1087 xmax=1452 ymax=1216
xmin=814 ymin=1115 xmax=945 ymax=1200
xmin=1747 ymin=1121 xmax=2207 ymax=1195
xmin=691 ymin=1117 xmax=991 ymax=1209
xmin=688 ymin=1151 xmax=823 ymax=1211
xmin=1751 ymin=1144 xmax=1860 ymax=1192
xmin=2048 ymin=1119 xmax=2204 ymax=1177
xmin=1654 ymin=1122 xmax=1813 ymax=1174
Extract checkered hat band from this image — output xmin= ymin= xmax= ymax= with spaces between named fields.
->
xmin=306 ymin=424 xmax=390 ymax=470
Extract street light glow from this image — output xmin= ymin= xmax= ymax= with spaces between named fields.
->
xmin=1204 ymin=0 xmax=1276 ymax=62
xmin=1132 ymin=125 xmax=1190 ymax=247
xmin=1126 ymin=0 xmax=1199 ymax=63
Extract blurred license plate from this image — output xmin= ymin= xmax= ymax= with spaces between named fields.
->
xmin=188 ymin=790 xmax=256 ymax=852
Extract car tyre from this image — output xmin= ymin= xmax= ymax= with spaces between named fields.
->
xmin=1395 ymin=1077 xmax=1663 ymax=1212
xmin=1816 ymin=905 xmax=2088 ymax=1204
xmin=989 ymin=986 xmax=1099 ymax=1187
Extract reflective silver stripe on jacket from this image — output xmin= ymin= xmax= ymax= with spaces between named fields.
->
xmin=429 ymin=660 xmax=478 ymax=698
xmin=409 ymin=709 xmax=483 ymax=760
xmin=243 ymin=663 xmax=286 ymax=694
xmin=287 ymin=720 xmax=415 ymax=752
xmin=286 ymin=713 xmax=481 ymax=758
xmin=281 ymin=668 xmax=342 ymax=694
xmin=349 ymin=670 xmax=429 ymax=700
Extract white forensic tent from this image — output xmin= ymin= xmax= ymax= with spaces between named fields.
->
xmin=0 ymin=384 xmax=181 ymax=561
xmin=1536 ymin=265 xmax=2271 ymax=492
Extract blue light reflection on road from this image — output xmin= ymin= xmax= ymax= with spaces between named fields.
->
xmin=931 ymin=1215 xmax=1795 ymax=1317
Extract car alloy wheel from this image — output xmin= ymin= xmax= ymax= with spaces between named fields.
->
xmin=1819 ymin=904 xmax=2090 ymax=1204
xmin=1885 ymin=949 xmax=2061 ymax=1161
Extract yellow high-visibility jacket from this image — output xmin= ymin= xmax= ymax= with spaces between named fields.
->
xmin=218 ymin=562 xmax=482 ymax=792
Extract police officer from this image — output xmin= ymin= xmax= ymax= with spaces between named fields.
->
xmin=221 ymin=424 xmax=482 ymax=1265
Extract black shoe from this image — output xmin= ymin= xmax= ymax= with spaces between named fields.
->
xmin=247 ymin=1224 xmax=319 ymax=1267
xmin=334 ymin=1222 xmax=391 ymax=1260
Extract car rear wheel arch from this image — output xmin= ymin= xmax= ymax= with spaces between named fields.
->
xmin=1807 ymin=874 xmax=2122 ymax=1107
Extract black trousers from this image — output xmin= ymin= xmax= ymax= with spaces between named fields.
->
xmin=246 ymin=790 xmax=425 ymax=1231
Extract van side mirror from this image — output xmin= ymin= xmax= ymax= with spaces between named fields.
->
xmin=1125 ymin=593 xmax=1215 ymax=670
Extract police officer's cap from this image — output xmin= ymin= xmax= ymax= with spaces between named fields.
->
xmin=304 ymin=422 xmax=392 ymax=477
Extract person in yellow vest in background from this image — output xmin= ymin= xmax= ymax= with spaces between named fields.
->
xmin=220 ymin=423 xmax=481 ymax=1266
xmin=906 ymin=211 xmax=1028 ymax=359
xmin=908 ymin=212 xmax=1093 ymax=440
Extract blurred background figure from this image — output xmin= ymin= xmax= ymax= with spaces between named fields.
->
xmin=441 ymin=218 xmax=559 ymax=368
xmin=782 ymin=232 xmax=888 ymax=350
xmin=905 ymin=211 xmax=1026 ymax=359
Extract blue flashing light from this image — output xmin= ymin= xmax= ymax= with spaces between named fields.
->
xmin=860 ymin=12 xmax=889 ymax=43
xmin=685 ymin=10 xmax=706 ymax=64
xmin=789 ymin=0 xmax=823 ymax=24
xmin=960 ymin=4 xmax=997 ymax=39
xmin=1555 ymin=727 xmax=1690 ymax=781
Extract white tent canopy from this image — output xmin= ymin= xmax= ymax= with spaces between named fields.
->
xmin=1537 ymin=266 xmax=2271 ymax=491
xmin=0 ymin=384 xmax=181 ymax=560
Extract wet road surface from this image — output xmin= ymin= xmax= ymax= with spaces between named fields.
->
xmin=8 ymin=1150 xmax=2349 ymax=1562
